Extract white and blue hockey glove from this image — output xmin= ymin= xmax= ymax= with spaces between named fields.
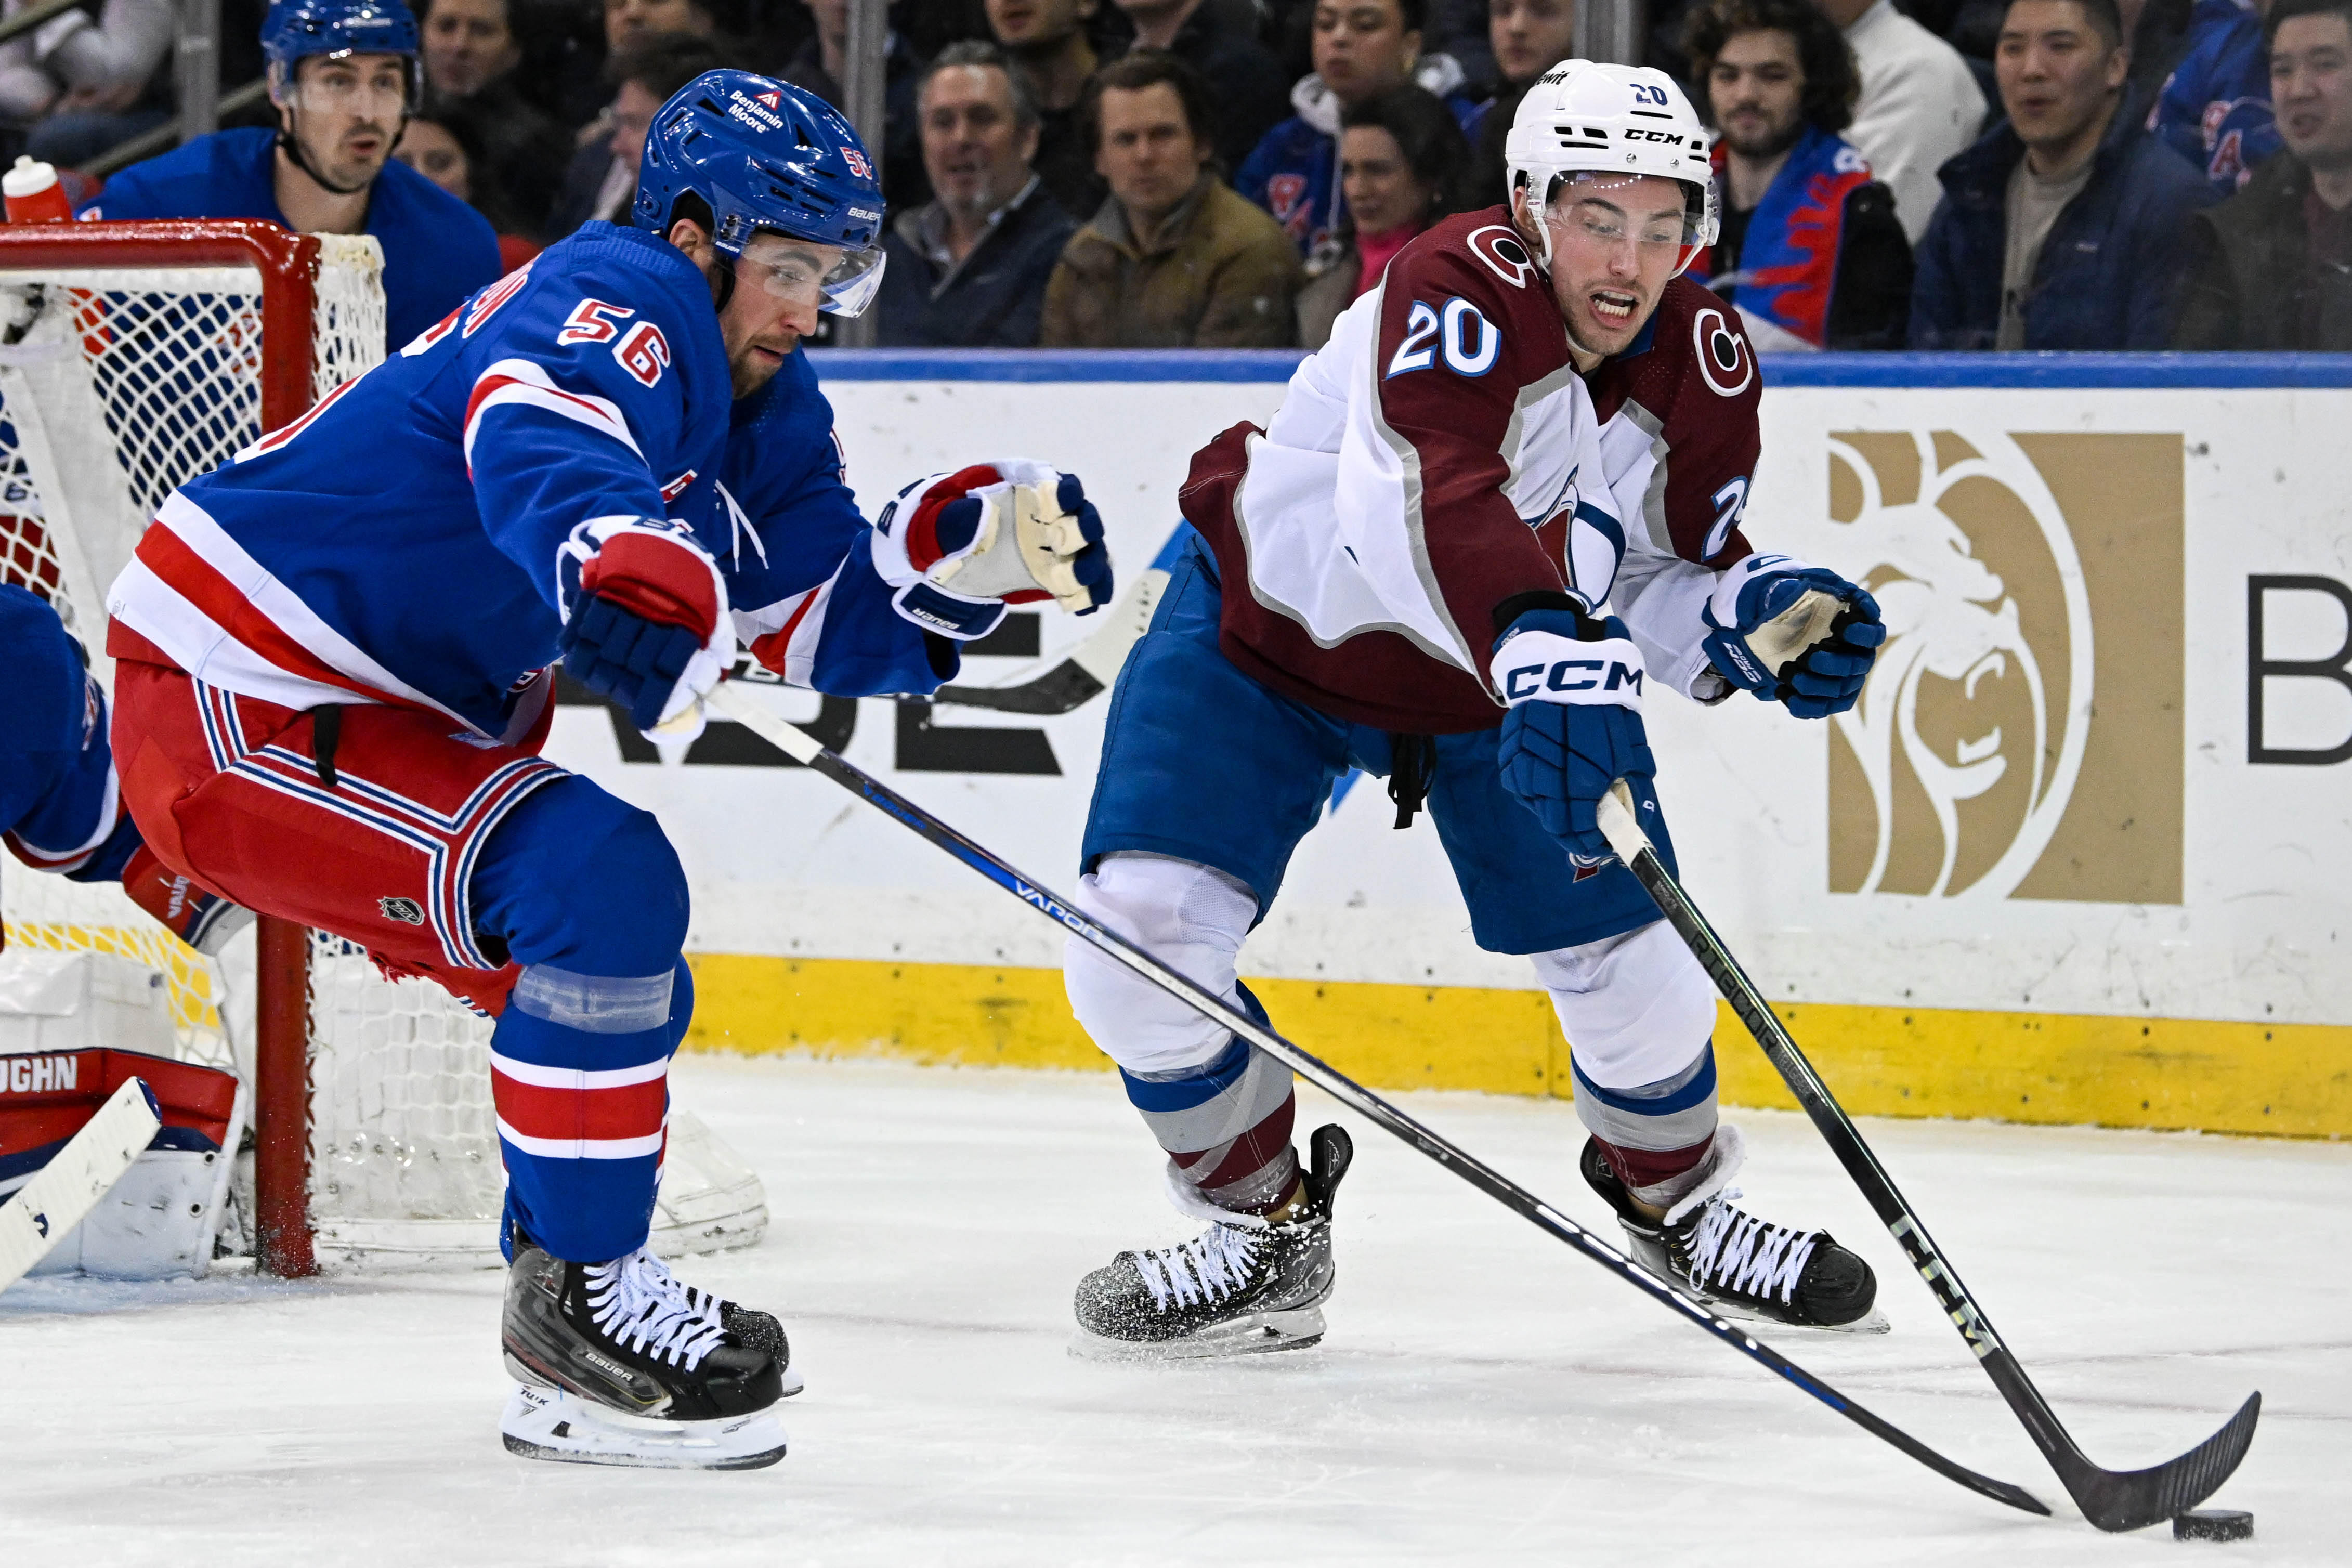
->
xmin=872 ymin=462 xmax=1114 ymax=642
xmin=555 ymin=518 xmax=732 ymax=742
xmin=1700 ymin=554 xmax=1885 ymax=720
xmin=1492 ymin=603 xmax=1661 ymax=866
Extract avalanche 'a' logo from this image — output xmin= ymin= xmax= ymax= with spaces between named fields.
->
xmin=1692 ymin=306 xmax=1753 ymax=396
xmin=1465 ymin=225 xmax=1537 ymax=289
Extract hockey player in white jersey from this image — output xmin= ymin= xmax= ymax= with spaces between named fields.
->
xmin=104 ymin=72 xmax=1108 ymax=1468
xmin=1060 ymin=61 xmax=1890 ymax=1355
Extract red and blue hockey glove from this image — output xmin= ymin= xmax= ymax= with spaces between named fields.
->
xmin=1699 ymin=554 xmax=1886 ymax=720
xmin=556 ymin=519 xmax=731 ymax=741
xmin=871 ymin=462 xmax=1114 ymax=641
xmin=1493 ymin=604 xmax=1661 ymax=866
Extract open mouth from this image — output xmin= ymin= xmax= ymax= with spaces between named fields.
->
xmin=1589 ymin=290 xmax=1640 ymax=328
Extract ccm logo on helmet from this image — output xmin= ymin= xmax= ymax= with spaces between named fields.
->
xmin=1624 ymin=128 xmax=1685 ymax=144
xmin=1502 ymin=658 xmax=1644 ymax=700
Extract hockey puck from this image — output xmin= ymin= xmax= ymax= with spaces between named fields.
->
xmin=2173 ymin=1509 xmax=2254 ymax=1542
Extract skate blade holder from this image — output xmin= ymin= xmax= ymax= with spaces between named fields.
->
xmin=1068 ymin=1306 xmax=1326 ymax=1362
xmin=500 ymin=1382 xmax=786 ymax=1471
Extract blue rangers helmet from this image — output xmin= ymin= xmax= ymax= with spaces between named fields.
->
xmin=633 ymin=71 xmax=888 ymax=318
xmin=260 ymin=0 xmax=423 ymax=108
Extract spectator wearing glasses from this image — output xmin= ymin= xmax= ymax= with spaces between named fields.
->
xmin=1910 ymin=0 xmax=2215 ymax=347
xmin=1686 ymin=0 xmax=1914 ymax=348
xmin=1238 ymin=0 xmax=1481 ymax=265
xmin=79 ymin=0 xmax=501 ymax=353
xmin=416 ymin=0 xmax=571 ymax=236
xmin=2144 ymin=0 xmax=2281 ymax=192
xmin=1812 ymin=0 xmax=1991 ymax=241
xmin=1295 ymin=83 xmax=1468 ymax=346
xmin=877 ymin=42 xmax=1078 ymax=346
xmin=1042 ymin=49 xmax=1303 ymax=345
xmin=2175 ymin=0 xmax=2352 ymax=345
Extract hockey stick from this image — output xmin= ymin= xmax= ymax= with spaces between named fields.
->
xmin=1593 ymin=783 xmax=2258 ymax=1532
xmin=701 ymin=682 xmax=2049 ymax=1519
xmin=0 ymin=1075 xmax=163 ymax=1291
xmin=932 ymin=566 xmax=1170 ymax=714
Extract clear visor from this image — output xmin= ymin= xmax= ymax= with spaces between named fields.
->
xmin=275 ymin=53 xmax=421 ymax=121
xmin=1543 ymin=172 xmax=1701 ymax=253
xmin=733 ymin=237 xmax=889 ymax=319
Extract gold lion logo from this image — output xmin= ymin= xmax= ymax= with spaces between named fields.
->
xmin=1819 ymin=432 xmax=2094 ymax=900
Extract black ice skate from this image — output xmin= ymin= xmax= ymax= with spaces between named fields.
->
xmin=1074 ymin=1123 xmax=1353 ymax=1359
xmin=1581 ymin=1130 xmax=1886 ymax=1333
xmin=500 ymin=1240 xmax=790 ymax=1469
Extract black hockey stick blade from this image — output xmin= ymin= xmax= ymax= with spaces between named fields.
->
xmin=703 ymin=684 xmax=2049 ymax=1521
xmin=933 ymin=566 xmax=1168 ymax=715
xmin=1592 ymin=785 xmax=2258 ymax=1531
xmin=934 ymin=660 xmax=1104 ymax=715
xmin=2044 ymin=1392 xmax=2260 ymax=1534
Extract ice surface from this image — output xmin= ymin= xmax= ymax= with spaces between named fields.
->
xmin=2 ymin=1054 xmax=2344 ymax=1565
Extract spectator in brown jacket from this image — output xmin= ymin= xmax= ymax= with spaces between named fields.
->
xmin=1041 ymin=49 xmax=1304 ymax=345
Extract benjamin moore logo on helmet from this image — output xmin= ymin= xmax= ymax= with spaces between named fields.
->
xmin=729 ymin=89 xmax=783 ymax=130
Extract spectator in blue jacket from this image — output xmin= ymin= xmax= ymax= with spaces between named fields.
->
xmin=1911 ymin=0 xmax=2218 ymax=347
xmin=1236 ymin=0 xmax=1481 ymax=265
xmin=2145 ymin=0 xmax=2282 ymax=191
xmin=877 ymin=42 xmax=1079 ymax=347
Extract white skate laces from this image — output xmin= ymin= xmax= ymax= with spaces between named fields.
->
xmin=583 ymin=1248 xmax=730 ymax=1370
xmin=1132 ymin=1224 xmax=1264 ymax=1313
xmin=1683 ymin=1188 xmax=1817 ymax=1306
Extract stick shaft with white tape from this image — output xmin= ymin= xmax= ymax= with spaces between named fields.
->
xmin=1593 ymin=782 xmax=2257 ymax=1531
xmin=0 ymin=1075 xmax=162 ymax=1290
xmin=692 ymin=681 xmax=2047 ymax=1518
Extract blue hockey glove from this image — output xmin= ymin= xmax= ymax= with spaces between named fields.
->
xmin=1700 ymin=554 xmax=1887 ymax=720
xmin=556 ymin=520 xmax=729 ymax=740
xmin=1492 ymin=606 xmax=1661 ymax=865
xmin=873 ymin=463 xmax=1116 ymax=641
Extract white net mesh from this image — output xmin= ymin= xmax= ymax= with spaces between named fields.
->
xmin=0 ymin=230 xmax=764 ymax=1272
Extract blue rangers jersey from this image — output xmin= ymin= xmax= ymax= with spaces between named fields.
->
xmin=106 ymin=221 xmax=733 ymax=742
xmin=80 ymin=126 xmax=505 ymax=351
xmin=2146 ymin=0 xmax=2281 ymax=195
xmin=1 ymin=585 xmax=140 ymax=884
xmin=716 ymin=354 xmax=953 ymax=698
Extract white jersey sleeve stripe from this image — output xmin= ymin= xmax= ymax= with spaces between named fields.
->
xmin=462 ymin=356 xmax=646 ymax=473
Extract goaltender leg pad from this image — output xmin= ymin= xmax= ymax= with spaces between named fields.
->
xmin=108 ymin=660 xmax=561 ymax=1007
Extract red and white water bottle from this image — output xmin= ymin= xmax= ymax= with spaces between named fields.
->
xmin=4 ymin=156 xmax=73 ymax=224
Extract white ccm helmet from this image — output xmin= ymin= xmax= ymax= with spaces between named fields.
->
xmin=1502 ymin=59 xmax=1718 ymax=277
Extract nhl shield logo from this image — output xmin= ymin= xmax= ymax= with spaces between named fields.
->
xmin=379 ymin=896 xmax=426 ymax=926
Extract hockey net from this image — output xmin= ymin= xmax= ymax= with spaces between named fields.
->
xmin=0 ymin=221 xmax=764 ymax=1275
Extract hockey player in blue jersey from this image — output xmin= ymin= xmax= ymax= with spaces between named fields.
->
xmin=104 ymin=71 xmax=1109 ymax=1469
xmin=1 ymin=586 xmax=247 ymax=952
xmin=80 ymin=0 xmax=501 ymax=350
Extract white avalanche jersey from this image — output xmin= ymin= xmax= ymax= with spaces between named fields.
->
xmin=1177 ymin=208 xmax=1750 ymax=734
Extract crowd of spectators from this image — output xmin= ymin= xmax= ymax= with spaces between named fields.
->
xmin=31 ymin=0 xmax=2352 ymax=350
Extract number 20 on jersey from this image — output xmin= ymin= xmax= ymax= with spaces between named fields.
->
xmin=1387 ymin=298 xmax=1500 ymax=379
